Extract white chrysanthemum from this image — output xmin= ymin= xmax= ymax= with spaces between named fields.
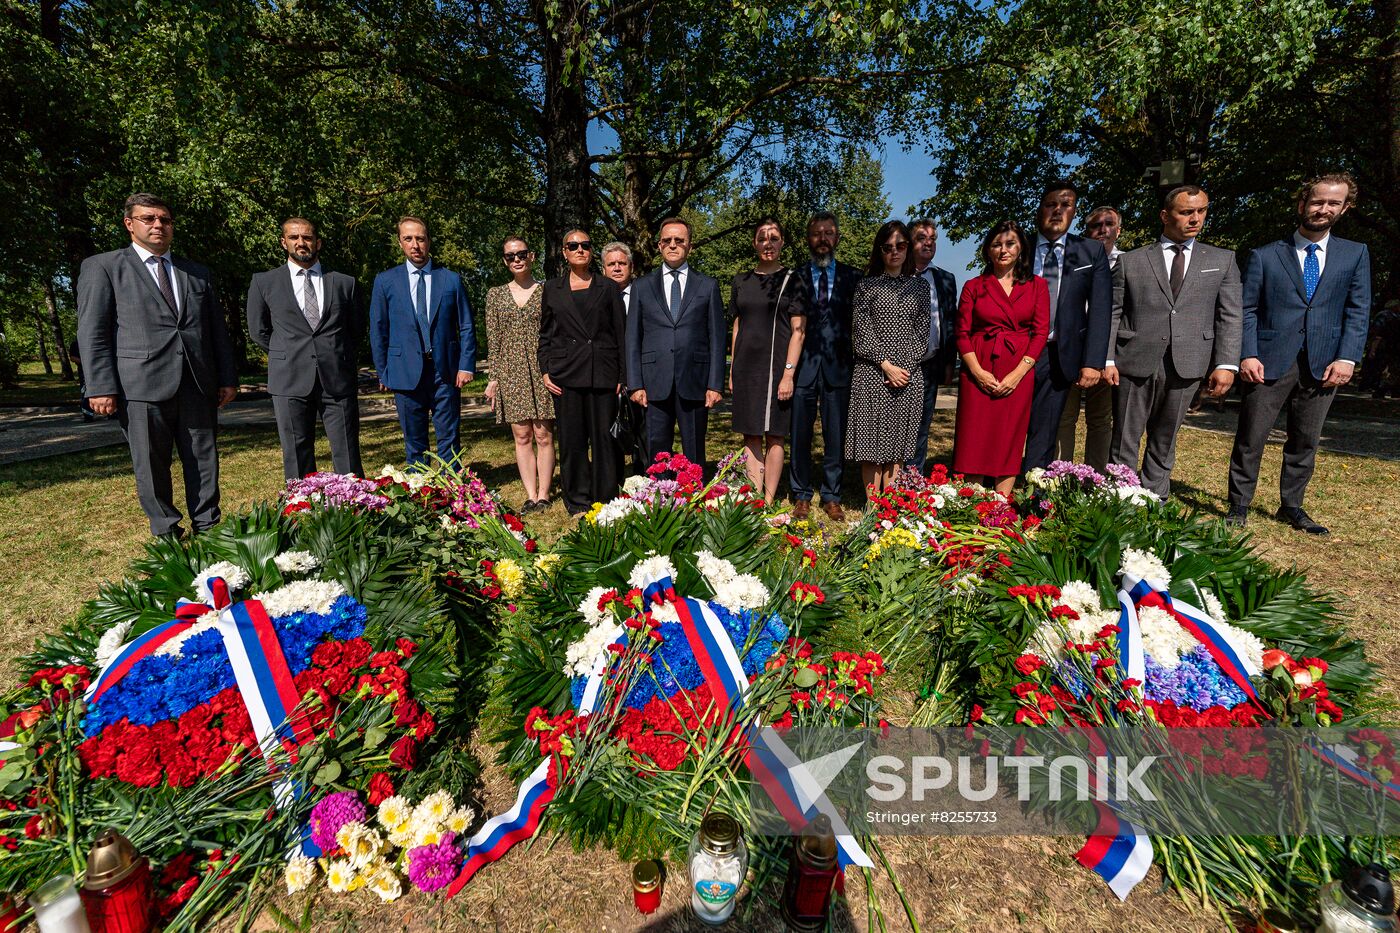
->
xmin=628 ymin=552 xmax=677 ymax=589
xmin=284 ymin=854 xmax=317 ymax=894
xmin=595 ymin=497 xmax=645 ymax=526
xmin=1217 ymin=619 xmax=1265 ymax=674
xmin=386 ymin=821 xmax=415 ymax=848
xmin=325 ymin=858 xmax=357 ymax=894
xmin=273 ymin=550 xmax=320 ymax=574
xmin=445 ymin=806 xmax=476 ymax=833
xmin=1059 ymin=580 xmax=1101 ymax=617
xmin=577 ymin=586 xmax=615 ymax=628
xmin=563 ymin=623 xmax=621 ymax=678
xmin=414 ymin=790 xmax=455 ymax=825
xmin=695 ymin=550 xmax=738 ymax=588
xmin=622 ymin=475 xmax=650 ymax=496
xmin=336 ymin=821 xmax=384 ymax=870
xmin=377 ymin=795 xmax=411 ymax=831
xmin=1137 ymin=604 xmax=1199 ymax=668
xmin=1199 ymin=590 xmax=1227 ymax=626
xmin=412 ymin=819 xmax=446 ymax=848
xmin=1027 ymin=609 xmax=1118 ymax=661
xmin=193 ymin=561 xmax=250 ymax=603
xmin=252 ymin=580 xmax=346 ymax=618
xmin=1112 ymin=485 xmax=1161 ymax=506
xmin=366 ymin=863 xmax=402 ymax=902
xmin=711 ymin=575 xmax=770 ymax=611
xmin=1120 ymin=547 xmax=1171 ymax=586
xmin=649 ymin=599 xmax=680 ymax=624
xmin=153 ymin=610 xmax=220 ymax=658
xmin=95 ymin=620 xmax=134 ymax=668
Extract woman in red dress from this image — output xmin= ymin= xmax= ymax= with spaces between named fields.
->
xmin=953 ymin=221 xmax=1049 ymax=494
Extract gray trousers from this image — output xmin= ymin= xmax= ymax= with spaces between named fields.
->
xmin=1228 ymin=358 xmax=1335 ymax=510
xmin=1111 ymin=355 xmax=1197 ymax=498
xmin=118 ymin=371 xmax=220 ymax=536
xmin=272 ymin=380 xmax=363 ymax=480
xmin=1056 ymin=379 xmax=1114 ymax=470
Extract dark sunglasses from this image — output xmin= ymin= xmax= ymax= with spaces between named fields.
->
xmin=564 ymin=240 xmax=592 ymax=252
xmin=880 ymin=241 xmax=908 ymax=253
xmin=659 ymin=236 xmax=688 ymax=246
xmin=503 ymin=250 xmax=532 ymax=263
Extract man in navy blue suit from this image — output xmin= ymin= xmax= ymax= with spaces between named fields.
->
xmin=1226 ymin=174 xmax=1371 ymax=534
xmin=369 ymin=217 xmax=477 ymax=467
xmin=908 ymin=218 xmax=959 ymax=473
xmin=626 ymin=217 xmax=726 ymax=467
xmin=1021 ymin=180 xmax=1113 ymax=472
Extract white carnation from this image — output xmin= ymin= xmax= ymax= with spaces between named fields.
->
xmin=711 ymin=575 xmax=770 ymax=611
xmin=193 ymin=561 xmax=250 ymax=603
xmin=379 ymin=464 xmax=428 ymax=491
xmin=649 ymin=599 xmax=680 ymax=624
xmin=1137 ymin=604 xmax=1199 ymax=668
xmin=577 ymin=586 xmax=615 ymax=628
xmin=1059 ymin=580 xmax=1101 ymax=617
xmin=252 ymin=580 xmax=347 ymax=618
xmin=1112 ymin=486 xmax=1161 ymax=506
xmin=273 ymin=550 xmax=320 ymax=574
xmin=622 ymin=475 xmax=650 ymax=496
xmin=628 ymin=552 xmax=677 ymax=589
xmin=95 ymin=620 xmax=134 ymax=668
xmin=695 ymin=550 xmax=737 ymax=589
xmin=1120 ymin=547 xmax=1171 ymax=587
xmin=595 ymin=497 xmax=645 ymax=526
xmin=563 ymin=623 xmax=621 ymax=678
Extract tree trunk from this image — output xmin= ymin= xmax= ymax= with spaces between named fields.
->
xmin=534 ymin=0 xmax=593 ymax=279
xmin=42 ymin=277 xmax=73 ymax=380
xmin=34 ymin=313 xmax=52 ymax=375
xmin=612 ymin=3 xmax=657 ymax=272
xmin=1376 ymin=0 xmax=1400 ymax=301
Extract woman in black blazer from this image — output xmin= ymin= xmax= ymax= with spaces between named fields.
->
xmin=537 ymin=231 xmax=627 ymax=515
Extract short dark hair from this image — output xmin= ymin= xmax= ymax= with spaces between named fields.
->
xmin=1041 ymin=180 xmax=1078 ymax=204
xmin=1163 ymin=185 xmax=1206 ymax=209
xmin=866 ymin=220 xmax=916 ymax=277
xmin=752 ymin=215 xmax=785 ymax=241
xmin=657 ymin=217 xmax=692 ymax=238
xmin=124 ymin=193 xmax=171 ymax=218
xmin=1297 ymin=172 xmax=1358 ymax=208
xmin=909 ymin=218 xmax=937 ymax=235
xmin=397 ymin=215 xmax=430 ymax=235
xmin=807 ymin=210 xmax=839 ymax=232
xmin=979 ymin=220 xmax=1034 ymax=285
xmin=281 ymin=217 xmax=316 ymax=236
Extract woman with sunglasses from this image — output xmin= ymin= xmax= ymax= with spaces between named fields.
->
xmin=952 ymin=220 xmax=1048 ymax=495
xmin=845 ymin=220 xmax=931 ymax=502
xmin=538 ymin=230 xmax=627 ymax=516
xmin=484 ymin=237 xmax=555 ymax=511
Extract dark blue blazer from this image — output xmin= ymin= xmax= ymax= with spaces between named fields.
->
xmin=921 ymin=265 xmax=960 ymax=369
xmin=625 ymin=265 xmax=726 ymax=402
xmin=1045 ymin=233 xmax=1113 ymax=378
xmin=1241 ymin=235 xmax=1371 ymax=381
xmin=793 ymin=260 xmax=861 ymax=389
xmin=369 ymin=261 xmax=477 ymax=391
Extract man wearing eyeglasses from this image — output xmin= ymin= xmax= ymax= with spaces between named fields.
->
xmin=246 ymin=217 xmax=364 ymax=480
xmin=76 ymin=193 xmax=238 ymax=539
xmin=625 ymin=217 xmax=726 ymax=466
xmin=369 ymin=216 xmax=476 ymax=468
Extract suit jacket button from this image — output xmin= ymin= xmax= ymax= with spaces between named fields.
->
xmin=176 ymin=347 xmax=184 ymax=355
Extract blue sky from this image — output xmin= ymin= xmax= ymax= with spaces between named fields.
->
xmin=880 ymin=142 xmax=980 ymax=289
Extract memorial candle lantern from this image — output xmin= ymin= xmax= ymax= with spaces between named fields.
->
xmin=79 ymin=830 xmax=151 ymax=933
xmin=780 ymin=814 xmax=839 ymax=932
xmin=29 ymin=875 xmax=89 ymax=933
xmin=632 ymin=860 xmax=663 ymax=915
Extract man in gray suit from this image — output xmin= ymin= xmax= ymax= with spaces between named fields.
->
xmin=1106 ymin=185 xmax=1242 ymax=497
xmin=247 ymin=218 xmax=364 ymax=480
xmin=78 ymin=193 xmax=238 ymax=538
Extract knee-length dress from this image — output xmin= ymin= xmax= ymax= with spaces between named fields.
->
xmin=844 ymin=274 xmax=931 ymax=463
xmin=729 ymin=268 xmax=808 ymax=436
xmin=484 ymin=283 xmax=551 ymax=424
xmin=952 ymin=274 xmax=1050 ymax=476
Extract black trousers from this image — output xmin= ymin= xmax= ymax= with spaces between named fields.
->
xmin=1022 ymin=344 xmax=1074 ymax=472
xmin=118 ymin=368 xmax=220 ymax=536
xmin=554 ymin=386 xmax=622 ymax=514
xmin=1228 ymin=356 xmax=1336 ymax=510
xmin=645 ymin=392 xmax=708 ymax=469
xmin=271 ymin=376 xmax=362 ymax=480
xmin=789 ymin=375 xmax=848 ymax=504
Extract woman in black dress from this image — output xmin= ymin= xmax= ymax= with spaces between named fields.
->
xmin=537 ymin=230 xmax=627 ymax=515
xmin=727 ymin=217 xmax=808 ymax=501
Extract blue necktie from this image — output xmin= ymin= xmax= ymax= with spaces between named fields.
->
xmin=668 ymin=268 xmax=682 ymax=320
xmin=1303 ymin=243 xmax=1319 ymax=302
xmin=414 ymin=269 xmax=430 ymax=351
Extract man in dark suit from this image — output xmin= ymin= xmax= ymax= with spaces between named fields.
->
xmin=908 ymin=218 xmax=959 ymax=473
xmin=1022 ymin=180 xmax=1113 ymax=472
xmin=77 ymin=193 xmax=238 ymax=538
xmin=625 ymin=217 xmax=725 ymax=467
xmin=602 ymin=240 xmax=649 ymax=473
xmin=1057 ymin=205 xmax=1122 ymax=469
xmin=1107 ymin=185 xmax=1243 ymax=498
xmin=369 ymin=217 xmax=476 ymax=467
xmin=1226 ymin=173 xmax=1371 ymax=534
xmin=247 ymin=217 xmax=363 ymax=480
xmin=790 ymin=211 xmax=860 ymax=521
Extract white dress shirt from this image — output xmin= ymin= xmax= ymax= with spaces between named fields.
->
xmin=621 ymin=283 xmax=632 ymax=314
xmin=915 ymin=264 xmax=942 ymax=353
xmin=407 ymin=259 xmax=433 ymax=317
xmin=131 ymin=242 xmax=180 ymax=315
xmin=1159 ymin=236 xmax=1195 ymax=277
xmin=662 ymin=262 xmax=690 ymax=307
xmin=1108 ymin=247 xmax=1122 ymax=269
xmin=1293 ymin=230 xmax=1330 ymax=277
xmin=288 ymin=261 xmax=325 ymax=315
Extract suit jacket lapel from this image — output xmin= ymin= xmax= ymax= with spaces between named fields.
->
xmin=278 ymin=268 xmax=312 ymax=333
xmin=1148 ymin=244 xmax=1174 ymax=305
xmin=429 ymin=265 xmax=446 ymax=324
xmin=1274 ymin=239 xmax=1307 ymax=303
xmin=122 ymin=247 xmax=177 ymax=320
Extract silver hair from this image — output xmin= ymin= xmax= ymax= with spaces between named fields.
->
xmin=600 ymin=241 xmax=633 ymax=263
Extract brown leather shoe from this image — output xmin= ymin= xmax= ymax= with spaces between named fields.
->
xmin=791 ymin=500 xmax=811 ymax=519
xmin=822 ymin=501 xmax=845 ymax=522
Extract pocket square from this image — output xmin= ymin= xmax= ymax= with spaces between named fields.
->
xmin=1200 ymin=267 xmax=1221 ymax=273
xmin=1072 ymin=264 xmax=1092 ymax=272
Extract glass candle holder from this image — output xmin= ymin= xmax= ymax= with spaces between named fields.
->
xmin=29 ymin=875 xmax=90 ymax=933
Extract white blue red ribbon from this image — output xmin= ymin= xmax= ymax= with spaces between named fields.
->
xmin=1073 ymin=727 xmax=1154 ymax=900
xmin=445 ymin=758 xmax=556 ymax=896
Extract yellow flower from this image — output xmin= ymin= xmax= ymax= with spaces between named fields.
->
xmin=336 ymin=822 xmax=384 ymax=869
xmin=585 ymin=502 xmax=604 ymax=524
xmin=534 ymin=552 xmax=561 ymax=576
xmin=495 ymin=558 xmax=525 ymax=599
xmin=865 ymin=527 xmax=921 ymax=563
xmin=445 ymin=806 xmax=476 ymax=833
xmin=376 ymin=795 xmax=410 ymax=831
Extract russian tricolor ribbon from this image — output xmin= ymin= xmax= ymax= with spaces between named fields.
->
xmin=1072 ymin=728 xmax=1153 ymax=900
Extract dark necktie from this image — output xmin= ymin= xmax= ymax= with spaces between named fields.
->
xmin=300 ymin=269 xmax=320 ymax=329
xmin=817 ymin=266 xmax=830 ymax=319
xmin=1169 ymin=244 xmax=1186 ymax=300
xmin=669 ymin=268 xmax=682 ymax=320
xmin=1042 ymin=243 xmax=1060 ymax=338
xmin=150 ymin=256 xmax=178 ymax=314
xmin=414 ymin=269 xmax=429 ymax=350
xmin=1303 ymin=243 xmax=1320 ymax=302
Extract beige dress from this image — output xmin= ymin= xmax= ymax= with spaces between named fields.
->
xmin=485 ymin=283 xmax=552 ymax=424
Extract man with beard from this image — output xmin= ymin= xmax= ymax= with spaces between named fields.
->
xmin=1226 ymin=174 xmax=1371 ymax=534
xmin=247 ymin=217 xmax=364 ymax=479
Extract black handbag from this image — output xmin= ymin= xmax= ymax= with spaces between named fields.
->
xmin=609 ymin=393 xmax=636 ymax=447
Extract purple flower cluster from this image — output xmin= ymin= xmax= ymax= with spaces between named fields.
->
xmin=284 ymin=472 xmax=390 ymax=510
xmin=309 ymin=790 xmax=368 ymax=851
xmin=1102 ymin=462 xmax=1141 ymax=488
xmin=442 ymin=473 xmax=500 ymax=529
xmin=1144 ymin=645 xmax=1249 ymax=711
xmin=407 ymin=832 xmax=462 ymax=891
xmin=1043 ymin=460 xmax=1108 ymax=488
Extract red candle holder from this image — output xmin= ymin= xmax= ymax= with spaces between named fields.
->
xmin=632 ymin=860 xmax=663 ymax=915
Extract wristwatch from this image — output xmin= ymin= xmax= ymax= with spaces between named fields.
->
xmin=784 ymin=362 xmax=795 ymax=370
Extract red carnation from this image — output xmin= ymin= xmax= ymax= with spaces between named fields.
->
xmin=1013 ymin=654 xmax=1046 ymax=676
xmin=367 ymin=772 xmax=395 ymax=806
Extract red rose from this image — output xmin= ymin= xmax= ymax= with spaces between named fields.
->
xmin=1261 ymin=648 xmax=1292 ymax=671
xmin=367 ymin=772 xmax=395 ymax=805
xmin=389 ymin=735 xmax=419 ymax=770
xmin=392 ymin=697 xmax=421 ymax=727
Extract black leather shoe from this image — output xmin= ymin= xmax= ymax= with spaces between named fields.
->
xmin=1275 ymin=506 xmax=1328 ymax=535
xmin=1224 ymin=505 xmax=1248 ymax=528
